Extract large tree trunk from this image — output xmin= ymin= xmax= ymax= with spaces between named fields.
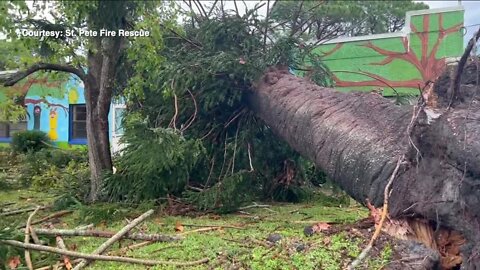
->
xmin=248 ymin=66 xmax=480 ymax=269
xmin=84 ymin=37 xmax=123 ymax=202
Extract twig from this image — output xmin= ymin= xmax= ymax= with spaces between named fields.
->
xmin=448 ymin=26 xmax=480 ymax=107
xmin=74 ymin=224 xmax=94 ymax=230
xmin=263 ymin=0 xmax=271 ymax=53
xmin=29 ymin=227 xmax=41 ymax=245
xmin=180 ymin=89 xmax=198 ymax=132
xmin=247 ymin=143 xmax=254 ymax=172
xmin=331 ymin=70 xmax=399 ymax=97
xmin=17 ymin=210 xmax=73 ymax=229
xmin=31 ymin=228 xmax=180 ymax=242
xmin=55 ymin=236 xmax=72 ymax=270
xmin=207 ymin=0 xmax=219 ymax=17
xmin=1 ymin=240 xmax=209 ymax=266
xmin=0 ymin=202 xmax=15 ymax=208
xmin=108 ymin=241 xmax=155 ymax=256
xmin=239 ymin=203 xmax=277 ymax=213
xmin=25 ymin=207 xmax=41 ymax=270
xmin=181 ymin=223 xmax=245 ymax=229
xmin=178 ymin=227 xmax=222 ymax=236
xmin=1 ymin=206 xmax=48 ymax=217
xmin=34 ymin=259 xmax=82 ymax=270
xmin=72 ymin=209 xmax=154 ymax=270
xmin=347 ymin=155 xmax=403 ymax=270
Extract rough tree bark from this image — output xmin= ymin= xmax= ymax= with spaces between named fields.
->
xmin=248 ymin=65 xmax=480 ymax=269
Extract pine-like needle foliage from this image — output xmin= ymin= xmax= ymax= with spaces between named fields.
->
xmin=105 ymin=2 xmax=330 ymax=211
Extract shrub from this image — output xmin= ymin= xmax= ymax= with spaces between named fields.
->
xmin=102 ymin=125 xmax=205 ymax=202
xmin=10 ymin=130 xmax=49 ymax=154
xmin=17 ymin=148 xmax=90 ymax=200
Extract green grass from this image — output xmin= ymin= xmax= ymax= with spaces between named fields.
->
xmin=0 ymin=189 xmax=393 ymax=270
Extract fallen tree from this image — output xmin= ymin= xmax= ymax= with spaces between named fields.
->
xmin=248 ymin=58 xmax=480 ymax=268
xmin=109 ymin=2 xmax=479 ymax=268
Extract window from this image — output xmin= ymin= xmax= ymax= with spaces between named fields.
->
xmin=69 ymin=104 xmax=87 ymax=143
xmin=0 ymin=121 xmax=27 ymax=141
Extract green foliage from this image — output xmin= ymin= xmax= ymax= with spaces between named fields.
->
xmin=16 ymin=148 xmax=90 ymax=200
xmin=270 ymin=0 xmax=429 ymax=41
xmin=10 ymin=130 xmax=49 ymax=154
xmin=102 ymin=117 xmax=205 ymax=202
xmin=111 ymin=2 xmax=336 ymax=211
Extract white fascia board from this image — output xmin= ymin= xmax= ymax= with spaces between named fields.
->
xmin=321 ymin=5 xmax=465 ymax=46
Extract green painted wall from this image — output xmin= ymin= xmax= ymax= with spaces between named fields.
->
xmin=313 ymin=7 xmax=464 ymax=96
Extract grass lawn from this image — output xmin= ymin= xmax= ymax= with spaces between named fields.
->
xmin=0 ymin=187 xmax=394 ymax=270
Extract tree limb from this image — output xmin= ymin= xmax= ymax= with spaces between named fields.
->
xmin=0 ymin=240 xmax=209 ymax=267
xmin=31 ymin=228 xmax=181 ymax=242
xmin=25 ymin=207 xmax=41 ymax=270
xmin=3 ymin=63 xmax=86 ymax=87
xmin=72 ymin=209 xmax=154 ymax=270
xmin=449 ymin=26 xmax=480 ymax=107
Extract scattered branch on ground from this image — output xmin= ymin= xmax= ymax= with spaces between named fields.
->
xmin=178 ymin=227 xmax=222 ymax=236
xmin=108 ymin=241 xmax=155 ymax=256
xmin=16 ymin=210 xmax=73 ymax=229
xmin=31 ymin=228 xmax=181 ymax=242
xmin=0 ymin=206 xmax=49 ymax=217
xmin=24 ymin=206 xmax=41 ymax=270
xmin=181 ymin=223 xmax=245 ymax=229
xmin=72 ymin=209 xmax=155 ymax=270
xmin=0 ymin=240 xmax=209 ymax=266
xmin=55 ymin=235 xmax=72 ymax=270
xmin=35 ymin=259 xmax=82 ymax=270
xmin=449 ymin=26 xmax=480 ymax=107
xmin=238 ymin=203 xmax=273 ymax=211
xmin=74 ymin=224 xmax=94 ymax=230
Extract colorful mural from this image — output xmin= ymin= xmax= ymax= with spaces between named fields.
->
xmin=313 ymin=6 xmax=464 ymax=96
xmin=0 ymin=73 xmax=124 ymax=150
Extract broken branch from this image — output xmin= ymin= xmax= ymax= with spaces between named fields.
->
xmin=449 ymin=26 xmax=480 ymax=107
xmin=17 ymin=210 xmax=73 ymax=229
xmin=25 ymin=207 xmax=41 ymax=270
xmin=0 ymin=240 xmax=209 ymax=266
xmin=1 ymin=206 xmax=49 ymax=217
xmin=31 ymin=228 xmax=180 ymax=242
xmin=72 ymin=209 xmax=154 ymax=270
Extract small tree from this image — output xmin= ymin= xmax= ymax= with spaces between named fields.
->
xmin=0 ymin=1 xmax=162 ymax=201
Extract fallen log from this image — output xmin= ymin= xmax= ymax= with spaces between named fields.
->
xmin=248 ymin=60 xmax=480 ymax=268
xmin=32 ymin=228 xmax=181 ymax=242
xmin=72 ymin=209 xmax=154 ymax=269
xmin=0 ymin=240 xmax=209 ymax=266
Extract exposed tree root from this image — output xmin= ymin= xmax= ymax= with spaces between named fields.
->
xmin=348 ymin=156 xmax=403 ymax=270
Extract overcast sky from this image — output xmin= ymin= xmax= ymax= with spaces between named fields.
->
xmin=420 ymin=1 xmax=480 ymax=44
xmin=2 ymin=1 xmax=479 ymax=47
xmin=182 ymin=0 xmax=480 ymax=45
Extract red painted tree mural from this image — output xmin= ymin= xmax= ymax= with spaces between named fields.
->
xmin=328 ymin=13 xmax=463 ymax=90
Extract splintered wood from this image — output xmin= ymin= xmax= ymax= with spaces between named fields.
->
xmin=366 ymin=201 xmax=466 ymax=269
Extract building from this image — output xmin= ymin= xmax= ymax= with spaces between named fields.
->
xmin=311 ymin=6 xmax=464 ymax=96
xmin=0 ymin=72 xmax=125 ymax=152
